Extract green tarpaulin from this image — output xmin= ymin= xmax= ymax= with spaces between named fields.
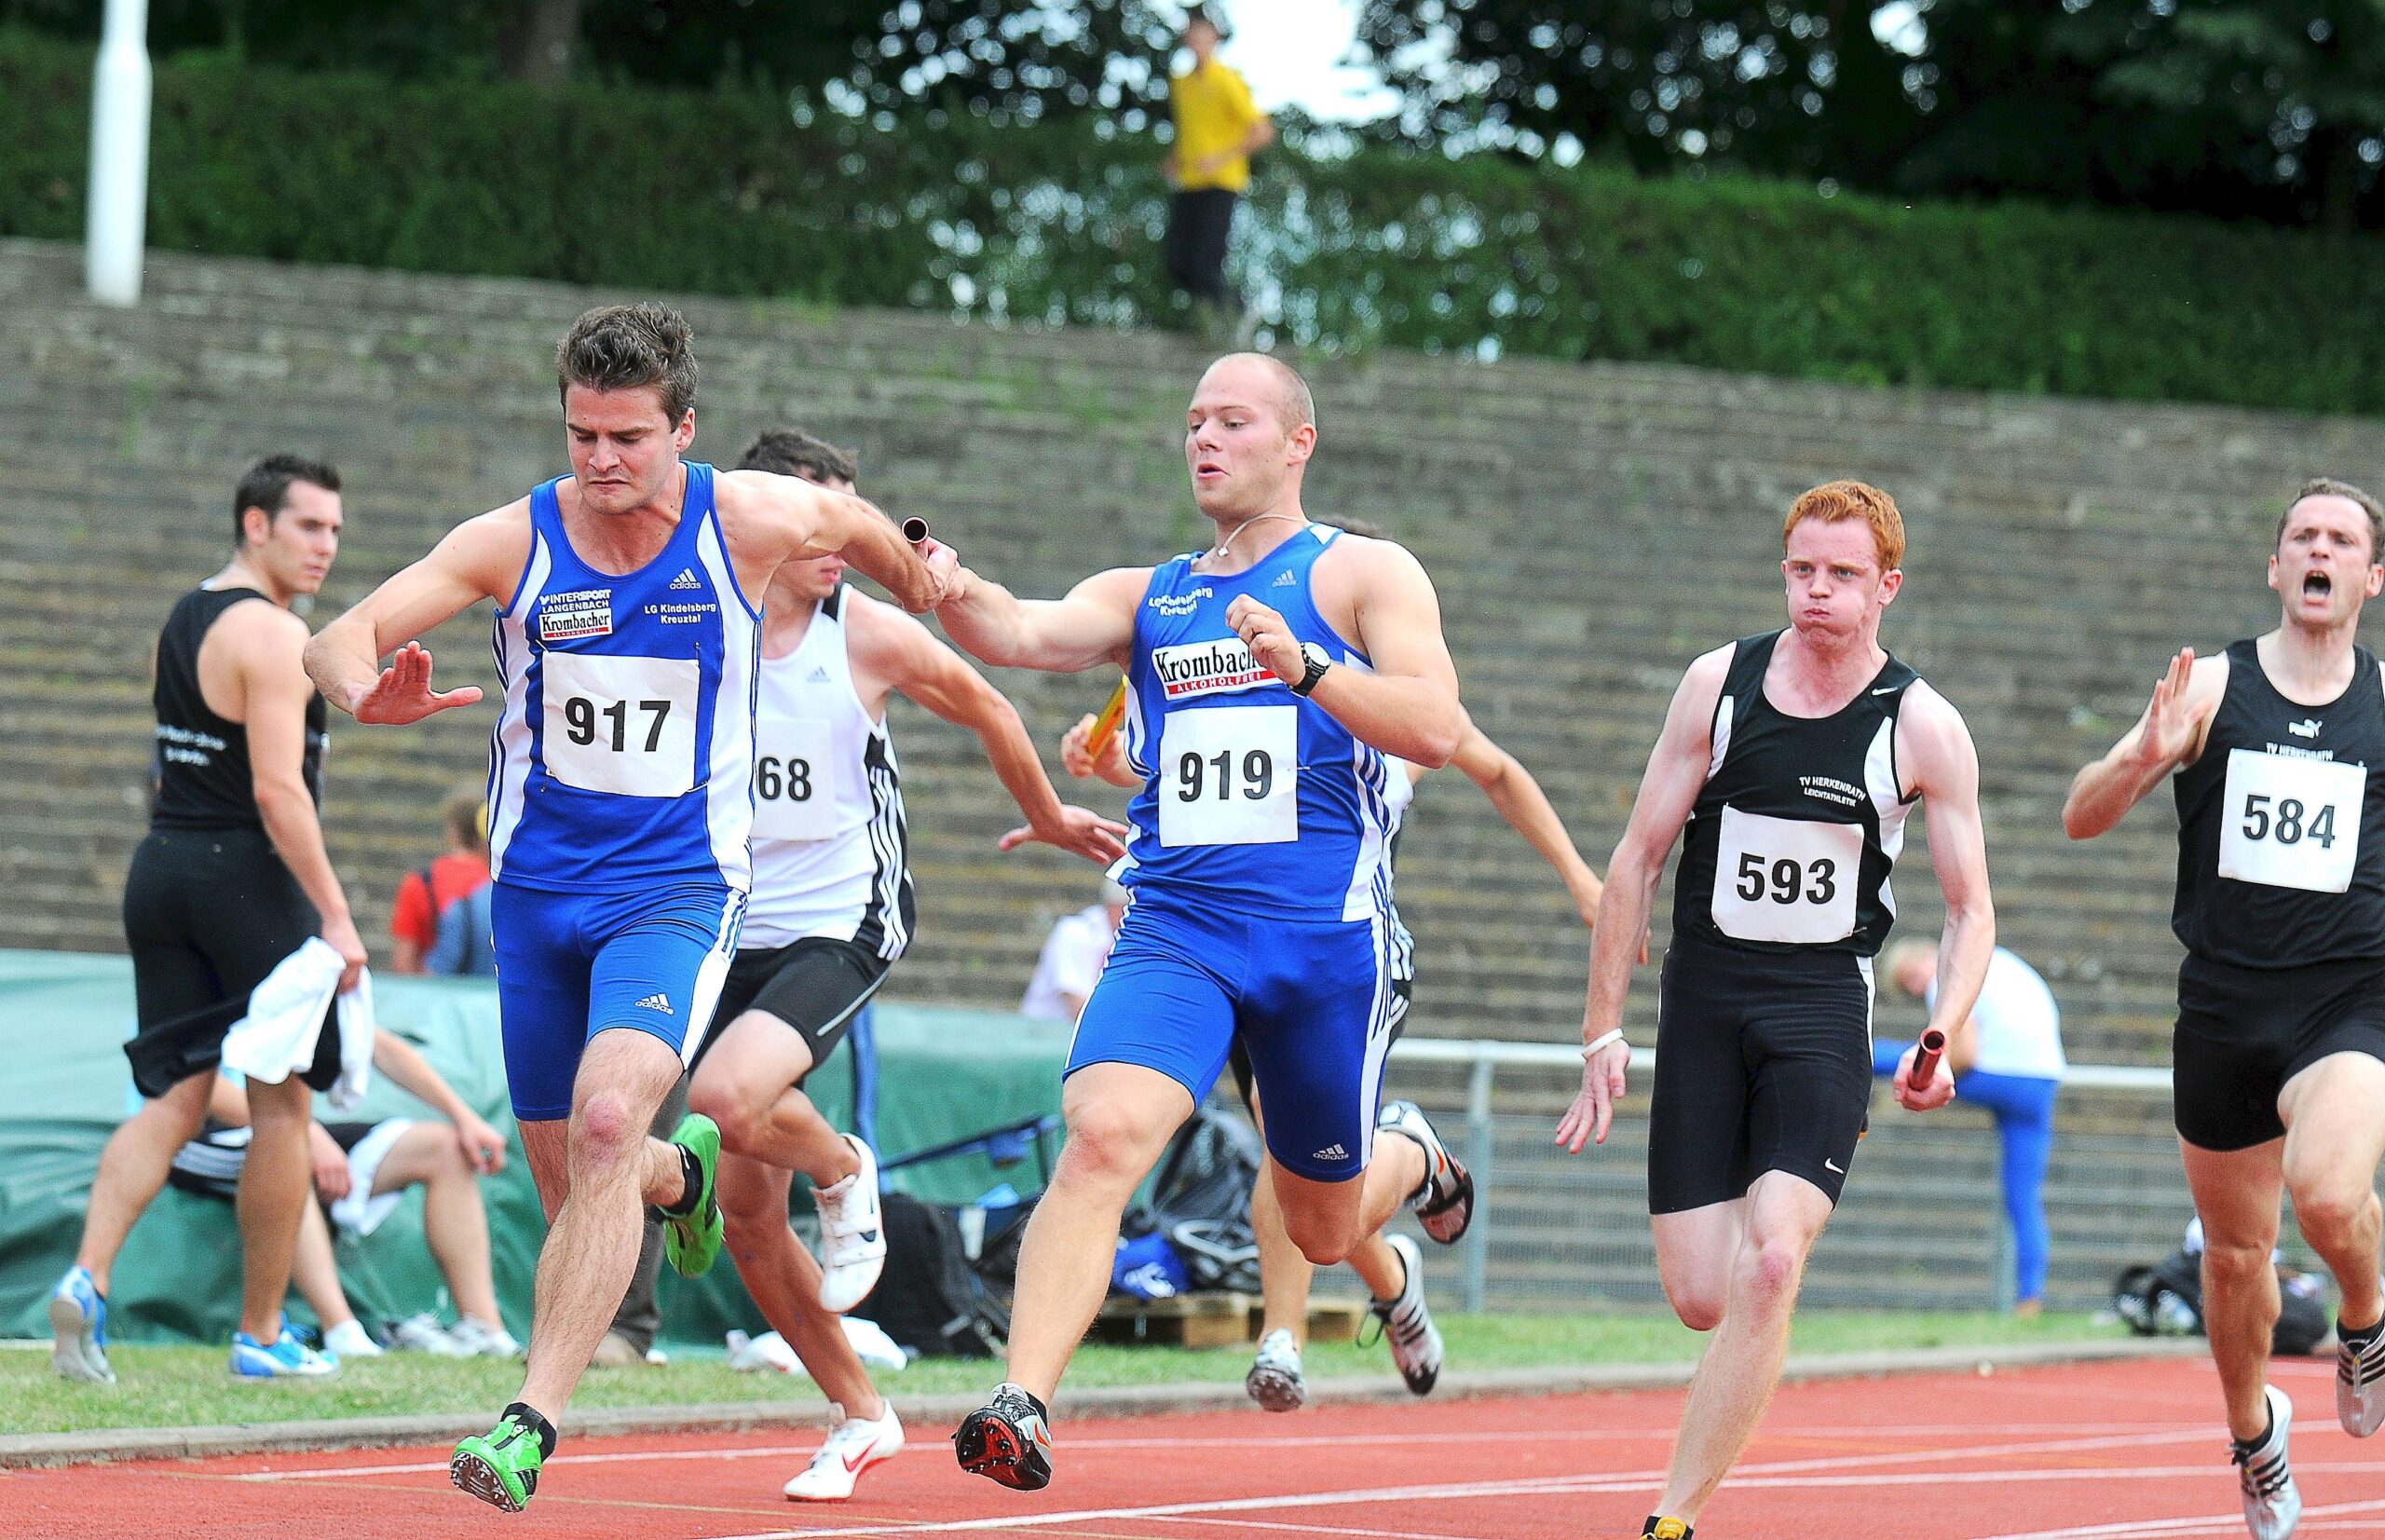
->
xmin=0 ymin=950 xmax=1069 ymax=1351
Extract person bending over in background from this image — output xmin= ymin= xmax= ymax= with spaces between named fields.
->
xmin=53 ymin=455 xmax=362 ymax=1384
xmin=1875 ymin=936 xmax=2064 ymax=1316
xmin=167 ymin=1027 xmax=513 ymax=1360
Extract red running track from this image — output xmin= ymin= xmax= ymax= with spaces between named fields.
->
xmin=7 ymin=1355 xmax=2382 ymax=1540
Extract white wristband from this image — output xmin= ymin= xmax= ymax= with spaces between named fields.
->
xmin=1581 ymin=1029 xmax=1625 ymax=1059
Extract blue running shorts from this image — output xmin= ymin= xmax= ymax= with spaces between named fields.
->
xmin=1066 ymin=893 xmax=1397 ymax=1182
xmin=491 ymin=880 xmax=744 ymax=1122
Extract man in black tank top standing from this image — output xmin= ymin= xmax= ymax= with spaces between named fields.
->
xmin=1560 ymin=482 xmax=1995 ymax=1540
xmin=2065 ymin=480 xmax=2385 ymax=1540
xmin=50 ymin=456 xmax=365 ymax=1385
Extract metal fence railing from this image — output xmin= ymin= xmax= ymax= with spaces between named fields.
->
xmin=1375 ymin=1039 xmax=2266 ymax=1317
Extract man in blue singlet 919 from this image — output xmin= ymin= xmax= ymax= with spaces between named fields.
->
xmin=303 ymin=304 xmax=953 ymax=1513
xmin=933 ymin=353 xmax=1478 ymax=1492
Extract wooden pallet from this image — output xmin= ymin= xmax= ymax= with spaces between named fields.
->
xmin=1087 ymin=1294 xmax=1373 ymax=1349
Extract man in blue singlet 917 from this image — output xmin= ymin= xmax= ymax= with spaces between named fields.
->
xmin=933 ymin=353 xmax=1479 ymax=1492
xmin=303 ymin=304 xmax=953 ymax=1513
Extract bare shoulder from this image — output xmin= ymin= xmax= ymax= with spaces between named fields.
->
xmin=2187 ymin=648 xmax=2232 ymax=705
xmin=212 ymin=596 xmax=311 ymax=653
xmin=439 ymin=498 xmax=537 ymax=594
xmin=1672 ymin=643 xmax=1736 ymax=717
xmin=712 ymin=469 xmax=813 ymax=553
xmin=843 ymin=587 xmax=934 ymax=661
xmin=1896 ymin=679 xmax=1981 ymax=789
xmin=1315 ymin=528 xmax=1429 ymax=588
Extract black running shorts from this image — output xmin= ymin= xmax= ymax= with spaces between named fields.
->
xmin=121 ymin=826 xmax=327 ymax=1099
xmin=689 ymin=935 xmax=889 ymax=1084
xmin=1647 ymin=934 xmax=1874 ymax=1215
xmin=1228 ymin=974 xmax=1411 ymax=1115
xmin=2174 ymin=951 xmax=2385 ymax=1152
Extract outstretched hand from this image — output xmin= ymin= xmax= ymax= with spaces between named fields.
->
xmin=2131 ymin=647 xmax=2208 ymax=768
xmin=998 ymin=804 xmax=1131 ymax=865
xmin=352 ymin=642 xmax=482 ymax=725
xmin=1555 ymin=1038 xmax=1630 ymax=1152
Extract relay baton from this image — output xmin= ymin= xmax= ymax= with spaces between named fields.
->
xmin=1909 ymin=1028 xmax=1947 ymax=1089
xmin=901 ymin=516 xmax=932 ymax=546
xmin=1084 ymin=675 xmax=1130 ymax=764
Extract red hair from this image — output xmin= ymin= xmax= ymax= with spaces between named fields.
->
xmin=1783 ymin=480 xmax=1904 ymax=570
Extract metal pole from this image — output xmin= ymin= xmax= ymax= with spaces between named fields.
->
xmin=87 ymin=0 xmax=152 ymax=307
xmin=1461 ymin=1053 xmax=1493 ymax=1314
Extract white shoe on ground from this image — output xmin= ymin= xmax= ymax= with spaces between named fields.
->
xmin=389 ymin=1312 xmax=469 ymax=1356
xmin=2231 ymin=1383 xmax=2301 ymax=1540
xmin=784 ymin=1400 xmax=904 ymax=1500
xmin=1368 ymin=1233 xmax=1444 ymax=1396
xmin=812 ymin=1133 xmax=889 ymax=1315
xmin=322 ymin=1319 xmax=383 ymax=1360
xmin=444 ymin=1315 xmax=522 ymax=1358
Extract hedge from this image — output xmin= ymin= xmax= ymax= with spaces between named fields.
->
xmin=7 ymin=29 xmax=2384 ymax=416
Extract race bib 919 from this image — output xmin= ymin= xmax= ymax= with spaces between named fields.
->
xmin=2217 ymin=747 xmax=2364 ymax=893
xmin=540 ymin=650 xmax=699 ymax=798
xmin=1158 ymin=704 xmax=1298 ymax=847
xmin=1709 ymin=804 xmax=1862 ymax=944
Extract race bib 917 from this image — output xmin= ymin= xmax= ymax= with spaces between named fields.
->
xmin=540 ymin=650 xmax=699 ymax=798
xmin=2217 ymin=747 xmax=2364 ymax=893
xmin=1158 ymin=704 xmax=1298 ymax=847
xmin=1709 ymin=804 xmax=1862 ymax=944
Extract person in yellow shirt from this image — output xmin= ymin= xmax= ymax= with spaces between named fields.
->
xmin=1162 ymin=7 xmax=1274 ymax=335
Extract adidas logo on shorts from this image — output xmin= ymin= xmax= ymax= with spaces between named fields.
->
xmin=669 ymin=567 xmax=702 ymax=591
xmin=634 ymin=992 xmax=675 ymax=1015
xmin=1311 ymin=1143 xmax=1349 ymax=1162
xmin=1272 ymin=569 xmax=1297 ymax=588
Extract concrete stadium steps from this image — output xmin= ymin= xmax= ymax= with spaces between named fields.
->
xmin=7 ymin=236 xmax=2385 ymax=1074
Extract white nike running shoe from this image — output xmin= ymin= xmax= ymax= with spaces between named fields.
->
xmin=784 ymin=1400 xmax=904 ymax=1501
xmin=1367 ymin=1233 xmax=1443 ymax=1397
xmin=49 ymin=1266 xmax=115 ymax=1383
xmin=2339 ymin=1310 xmax=2385 ymax=1437
xmin=1246 ymin=1327 xmax=1307 ymax=1412
xmin=813 ymin=1133 xmax=889 ymax=1315
xmin=2231 ymin=1383 xmax=2301 ymax=1540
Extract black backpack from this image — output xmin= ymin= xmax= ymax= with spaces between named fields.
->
xmin=863 ymin=1192 xmax=1005 ymax=1358
xmin=2115 ymin=1247 xmax=2331 ymax=1356
xmin=1125 ymin=1103 xmax=1264 ymax=1293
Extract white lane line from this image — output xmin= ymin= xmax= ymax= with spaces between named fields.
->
xmin=1156 ymin=1517 xmax=1490 ymax=1540
xmin=1968 ymin=1495 xmax=2385 ymax=1540
xmin=690 ymin=1428 xmax=2232 ymax=1540
xmin=233 ymin=1417 xmax=2219 ymax=1483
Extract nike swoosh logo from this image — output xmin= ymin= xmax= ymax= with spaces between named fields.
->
xmin=856 ymin=1230 xmax=879 ymax=1244
xmin=840 ymin=1438 xmax=879 ymax=1473
xmin=1825 ymin=1158 xmax=1845 ymax=1174
xmin=1871 ymin=687 xmax=1899 ymax=695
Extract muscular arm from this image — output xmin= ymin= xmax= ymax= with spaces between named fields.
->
xmin=1275 ymin=538 xmax=1464 ymax=768
xmin=1557 ymin=647 xmax=1731 ymax=1152
xmin=852 ymin=601 xmax=1127 ymax=865
xmin=305 ymin=507 xmax=524 ymax=720
xmin=368 ymin=1028 xmax=507 ymax=1174
xmin=234 ymin=605 xmax=362 ymax=981
xmin=719 ymin=470 xmax=948 ymax=613
xmin=935 ymin=565 xmax=1149 ymax=674
xmin=1899 ymin=684 xmax=1996 ymax=1111
xmin=1448 ymin=723 xmax=1603 ymax=927
xmin=2063 ymin=648 xmax=2224 ymax=839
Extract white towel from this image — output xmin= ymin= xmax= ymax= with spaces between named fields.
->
xmin=218 ymin=938 xmax=376 ymax=1109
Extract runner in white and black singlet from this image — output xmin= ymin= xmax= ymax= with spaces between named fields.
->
xmin=675 ymin=429 xmax=1122 ymax=1504
xmin=52 ymin=456 xmax=363 ymax=1386
xmin=1561 ymin=481 xmax=1994 ymax=1540
xmin=2065 ymin=479 xmax=2385 ymax=1540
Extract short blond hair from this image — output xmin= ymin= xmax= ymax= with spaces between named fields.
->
xmin=1784 ymin=480 xmax=1904 ymax=571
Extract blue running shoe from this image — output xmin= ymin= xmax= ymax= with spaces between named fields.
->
xmin=230 ymin=1316 xmax=339 ymax=1379
xmin=49 ymin=1266 xmax=114 ymax=1383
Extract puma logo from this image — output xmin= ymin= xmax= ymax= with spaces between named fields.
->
xmin=2290 ymin=718 xmax=2323 ymax=739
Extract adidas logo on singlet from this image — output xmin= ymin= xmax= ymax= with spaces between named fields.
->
xmin=668 ymin=567 xmax=702 ymax=591
xmin=634 ymin=992 xmax=675 ymax=1015
xmin=1311 ymin=1143 xmax=1349 ymax=1162
xmin=806 ymin=666 xmax=831 ymax=684
xmin=1272 ymin=568 xmax=1297 ymax=588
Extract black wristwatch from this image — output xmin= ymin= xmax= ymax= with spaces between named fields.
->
xmin=1288 ymin=641 xmax=1333 ymax=698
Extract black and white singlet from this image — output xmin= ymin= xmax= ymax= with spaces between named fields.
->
xmin=2172 ymin=638 xmax=2385 ymax=971
xmin=1671 ymin=631 xmax=1920 ymax=959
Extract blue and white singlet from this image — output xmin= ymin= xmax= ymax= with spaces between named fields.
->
xmin=1115 ymin=525 xmax=1396 ymax=922
xmin=485 ymin=462 xmax=761 ymax=893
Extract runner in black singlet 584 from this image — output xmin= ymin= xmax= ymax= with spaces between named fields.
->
xmin=2065 ymin=479 xmax=2385 ymax=1540
xmin=1561 ymin=481 xmax=1994 ymax=1540
xmin=51 ymin=456 xmax=362 ymax=1385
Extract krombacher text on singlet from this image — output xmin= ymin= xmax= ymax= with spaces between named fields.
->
xmin=151 ymin=586 xmax=327 ymax=831
xmin=1672 ymin=631 xmax=1920 ymax=958
xmin=2172 ymin=638 xmax=2385 ymax=969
